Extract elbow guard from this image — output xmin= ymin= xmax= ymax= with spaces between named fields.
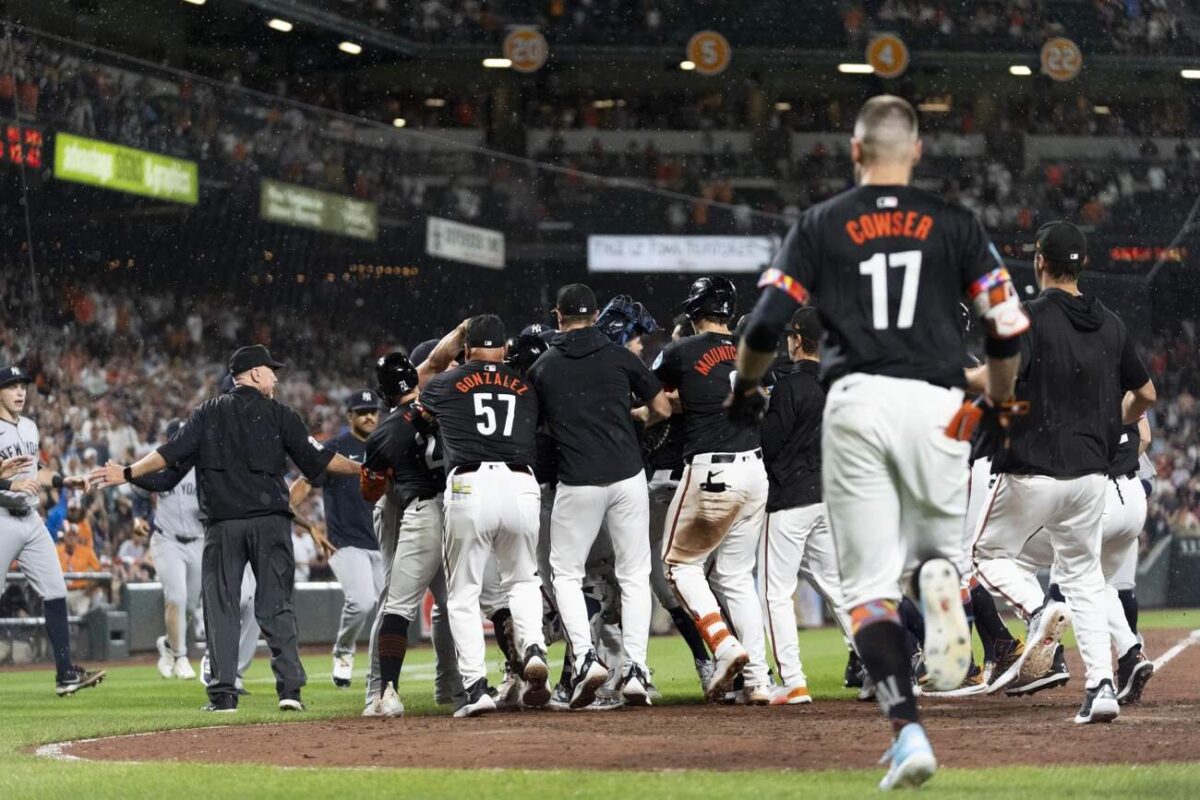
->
xmin=969 ymin=267 xmax=1030 ymax=342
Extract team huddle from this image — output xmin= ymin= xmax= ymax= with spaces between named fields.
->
xmin=2 ymin=95 xmax=1158 ymax=791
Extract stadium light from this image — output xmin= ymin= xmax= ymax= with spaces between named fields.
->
xmin=339 ymin=41 xmax=363 ymax=55
xmin=917 ymin=101 xmax=951 ymax=113
xmin=424 ymin=98 xmax=446 ymax=108
xmin=838 ymin=63 xmax=874 ymax=74
xmin=182 ymin=0 xmax=206 ymax=5
xmin=267 ymin=19 xmax=293 ymax=32
xmin=1182 ymin=69 xmax=1200 ymax=80
xmin=679 ymin=60 xmax=696 ymax=71
xmin=775 ymin=102 xmax=792 ymax=111
xmin=1093 ymin=105 xmax=1111 ymax=115
xmin=483 ymin=58 xmax=513 ymax=68
xmin=1009 ymin=65 xmax=1033 ymax=76
xmin=392 ymin=118 xmax=407 ymax=128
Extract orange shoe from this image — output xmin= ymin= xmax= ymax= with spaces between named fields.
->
xmin=770 ymin=684 xmax=812 ymax=705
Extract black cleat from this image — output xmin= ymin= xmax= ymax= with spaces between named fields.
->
xmin=1074 ymin=679 xmax=1119 ymax=725
xmin=1005 ymin=644 xmax=1070 ymax=697
xmin=202 ymin=695 xmax=239 ymax=713
xmin=56 ymin=667 xmax=106 ymax=697
xmin=568 ymin=650 xmax=609 ymax=710
xmin=844 ymin=649 xmax=864 ymax=689
xmin=1116 ymin=643 xmax=1154 ymax=704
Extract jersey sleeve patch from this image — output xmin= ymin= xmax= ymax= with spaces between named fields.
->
xmin=967 ymin=266 xmax=1013 ymax=303
xmin=758 ymin=268 xmax=809 ymax=305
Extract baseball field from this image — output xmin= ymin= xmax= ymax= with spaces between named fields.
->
xmin=3 ymin=609 xmax=1198 ymax=799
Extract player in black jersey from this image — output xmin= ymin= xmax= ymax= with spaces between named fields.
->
xmin=419 ymin=315 xmax=551 ymax=718
xmin=730 ymin=96 xmax=1028 ymax=789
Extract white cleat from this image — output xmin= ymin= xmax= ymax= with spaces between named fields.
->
xmin=155 ymin=636 xmax=175 ymax=679
xmin=706 ymin=639 xmax=749 ymax=701
xmin=879 ymin=723 xmax=938 ymax=791
xmin=173 ymin=657 xmax=197 ymax=680
xmin=332 ymin=654 xmax=353 ymax=688
xmin=770 ymin=684 xmax=813 ymax=705
xmin=371 ymin=685 xmax=405 ymax=718
xmin=918 ymin=558 xmax=972 ymax=692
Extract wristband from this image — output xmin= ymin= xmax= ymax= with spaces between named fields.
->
xmin=984 ymin=333 xmax=1020 ymax=359
xmin=51 ymin=473 xmax=65 ymax=489
xmin=124 ymin=466 xmax=134 ymax=483
xmin=0 ymin=478 xmax=10 ymax=491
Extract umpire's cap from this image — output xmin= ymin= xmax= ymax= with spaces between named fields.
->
xmin=0 ymin=364 xmax=32 ymax=389
xmin=229 ymin=345 xmax=285 ymax=375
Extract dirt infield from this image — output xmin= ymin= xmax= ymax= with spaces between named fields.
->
xmin=58 ymin=629 xmax=1200 ymax=771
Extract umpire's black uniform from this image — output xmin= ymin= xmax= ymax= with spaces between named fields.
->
xmin=156 ymin=346 xmax=335 ymax=709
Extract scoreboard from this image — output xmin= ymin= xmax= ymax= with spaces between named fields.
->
xmin=0 ymin=121 xmax=44 ymax=169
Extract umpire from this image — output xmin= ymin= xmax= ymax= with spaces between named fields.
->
xmin=99 ymin=345 xmax=364 ymax=712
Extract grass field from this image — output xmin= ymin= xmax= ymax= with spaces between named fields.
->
xmin=1 ymin=609 xmax=1198 ymax=799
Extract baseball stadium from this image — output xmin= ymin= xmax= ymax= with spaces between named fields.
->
xmin=2 ymin=1 xmax=1200 ymax=797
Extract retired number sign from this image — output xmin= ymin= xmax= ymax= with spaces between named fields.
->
xmin=687 ymin=30 xmax=732 ymax=76
xmin=1041 ymin=37 xmax=1082 ymax=82
xmin=504 ymin=28 xmax=549 ymax=73
xmin=866 ymin=34 xmax=909 ymax=79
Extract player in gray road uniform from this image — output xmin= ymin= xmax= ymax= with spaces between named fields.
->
xmin=0 ymin=364 xmax=103 ymax=695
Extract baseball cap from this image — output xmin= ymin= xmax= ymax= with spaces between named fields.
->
xmin=789 ymin=307 xmax=824 ymax=342
xmin=348 ymin=388 xmax=382 ymax=413
xmin=556 ymin=284 xmax=597 ymax=316
xmin=520 ymin=322 xmax=554 ymax=337
xmin=465 ymin=315 xmax=507 ymax=348
xmin=1036 ymin=221 xmax=1087 ymax=266
xmin=0 ymin=364 xmax=32 ymax=389
xmin=408 ymin=338 xmax=440 ymax=367
xmin=229 ymin=345 xmax=285 ymax=375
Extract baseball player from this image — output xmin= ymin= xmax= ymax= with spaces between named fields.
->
xmin=127 ymin=419 xmax=203 ymax=680
xmin=529 ymin=284 xmax=671 ymax=709
xmin=971 ymin=221 xmax=1156 ymax=725
xmin=1110 ymin=420 xmax=1155 ymax=636
xmin=652 ymin=276 xmax=772 ymax=704
xmin=418 ymin=315 xmax=550 ymax=718
xmin=0 ymin=364 xmax=103 ymax=696
xmin=758 ymin=307 xmax=852 ymax=706
xmin=290 ymin=389 xmax=386 ymax=688
xmin=730 ymin=96 xmax=1028 ymax=788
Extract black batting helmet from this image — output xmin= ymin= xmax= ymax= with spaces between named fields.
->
xmin=682 ymin=276 xmax=737 ymax=320
xmin=504 ymin=334 xmax=549 ymax=375
xmin=376 ymin=352 xmax=419 ymax=400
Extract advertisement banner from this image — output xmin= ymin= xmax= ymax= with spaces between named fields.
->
xmin=588 ymin=235 xmax=777 ymax=273
xmin=426 ymin=216 xmax=505 ymax=269
xmin=260 ymin=179 xmax=378 ymax=241
xmin=54 ymin=133 xmax=198 ymax=205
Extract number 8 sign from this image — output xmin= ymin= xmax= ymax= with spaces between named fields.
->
xmin=687 ymin=30 xmax=732 ymax=76
xmin=1041 ymin=37 xmax=1082 ymax=82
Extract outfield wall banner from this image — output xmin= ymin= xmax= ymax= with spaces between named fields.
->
xmin=587 ymin=235 xmax=777 ymax=273
xmin=260 ymin=179 xmax=378 ymax=241
xmin=426 ymin=216 xmax=505 ymax=269
xmin=53 ymin=133 xmax=198 ymax=205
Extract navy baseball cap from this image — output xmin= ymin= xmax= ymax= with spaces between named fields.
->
xmin=0 ymin=364 xmax=32 ymax=389
xmin=229 ymin=345 xmax=285 ymax=375
xmin=348 ymin=388 xmax=382 ymax=412
xmin=521 ymin=322 xmax=554 ymax=337
xmin=409 ymin=338 xmax=440 ymax=367
xmin=465 ymin=315 xmax=506 ymax=348
xmin=556 ymin=284 xmax=597 ymax=315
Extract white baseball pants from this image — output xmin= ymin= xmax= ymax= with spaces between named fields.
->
xmin=971 ymin=472 xmax=1112 ymax=687
xmin=551 ymin=471 xmax=652 ymax=671
xmin=647 ymin=469 xmax=682 ymax=610
xmin=822 ymin=374 xmax=969 ymax=609
xmin=443 ymin=464 xmax=546 ymax=687
xmin=662 ymin=451 xmax=769 ymax=686
xmin=0 ymin=511 xmax=67 ymax=602
xmin=150 ymin=533 xmax=203 ymax=658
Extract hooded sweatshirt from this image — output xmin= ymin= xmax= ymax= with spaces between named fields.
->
xmin=994 ymin=288 xmax=1149 ymax=478
xmin=527 ymin=327 xmax=661 ymax=485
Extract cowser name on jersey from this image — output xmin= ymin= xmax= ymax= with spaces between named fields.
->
xmin=845 ymin=209 xmax=934 ymax=245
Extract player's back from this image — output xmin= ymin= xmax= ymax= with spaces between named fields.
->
xmin=788 ymin=184 xmax=996 ymax=389
xmin=419 ymin=361 xmax=538 ymax=471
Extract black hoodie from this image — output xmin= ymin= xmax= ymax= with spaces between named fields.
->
xmin=527 ymin=327 xmax=662 ymax=485
xmin=993 ymin=289 xmax=1149 ymax=478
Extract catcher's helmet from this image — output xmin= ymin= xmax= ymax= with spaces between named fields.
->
xmin=504 ymin=334 xmax=549 ymax=375
xmin=597 ymin=295 xmax=658 ymax=347
xmin=376 ymin=352 xmax=419 ymax=399
xmin=682 ymin=276 xmax=737 ymax=319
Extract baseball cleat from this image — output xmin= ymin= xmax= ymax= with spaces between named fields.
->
xmin=568 ymin=650 xmax=609 ymax=710
xmin=279 ymin=697 xmax=305 ymax=712
xmin=1116 ymin=644 xmax=1154 ymax=704
xmin=742 ymin=683 xmax=772 ymax=706
xmin=917 ymin=559 xmax=971 ymax=692
xmin=997 ymin=601 xmax=1071 ymax=692
xmin=173 ymin=657 xmax=197 ymax=680
xmin=371 ymin=684 xmax=405 ymax=718
xmin=878 ymin=723 xmax=937 ymax=791
xmin=584 ymin=690 xmax=625 ymax=711
xmin=201 ymin=696 xmax=238 ymax=713
xmin=857 ymin=673 xmax=877 ymax=702
xmin=56 ymin=667 xmax=106 ymax=697
xmin=361 ymin=698 xmax=380 ymax=718
xmin=521 ymin=644 xmax=551 ymax=708
xmin=548 ymin=682 xmax=571 ymax=711
xmin=984 ymin=637 xmax=1025 ymax=693
xmin=496 ymin=664 xmax=522 ymax=709
xmin=332 ymin=654 xmax=353 ymax=688
xmin=844 ymin=649 xmax=865 ymax=689
xmin=706 ymin=640 xmax=749 ymax=701
xmin=454 ymin=679 xmax=498 ymax=719
xmin=770 ymin=684 xmax=813 ymax=705
xmin=1004 ymin=645 xmax=1069 ymax=697
xmin=923 ymin=663 xmax=987 ymax=698
xmin=694 ymin=657 xmax=716 ymax=692
xmin=620 ymin=664 xmax=653 ymax=707
xmin=1074 ymin=680 xmax=1120 ymax=725
xmin=156 ymin=636 xmax=175 ymax=679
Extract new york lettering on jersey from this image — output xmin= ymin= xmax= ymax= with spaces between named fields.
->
xmin=418 ymin=361 xmax=539 ymax=471
xmin=653 ymin=332 xmax=759 ymax=459
xmin=0 ymin=417 xmax=40 ymax=510
xmin=761 ymin=184 xmax=1002 ymax=389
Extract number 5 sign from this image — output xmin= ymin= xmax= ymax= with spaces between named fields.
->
xmin=504 ymin=28 xmax=549 ymax=73
xmin=1041 ymin=37 xmax=1082 ymax=82
xmin=687 ymin=30 xmax=732 ymax=76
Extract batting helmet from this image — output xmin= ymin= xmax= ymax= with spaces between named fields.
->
xmin=376 ymin=352 xmax=419 ymax=400
xmin=682 ymin=276 xmax=737 ymax=320
xmin=504 ymin=334 xmax=549 ymax=375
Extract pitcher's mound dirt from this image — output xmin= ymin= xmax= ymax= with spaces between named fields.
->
xmin=59 ymin=629 xmax=1200 ymax=771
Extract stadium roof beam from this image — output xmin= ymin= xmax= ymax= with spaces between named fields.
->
xmin=231 ymin=0 xmax=417 ymax=56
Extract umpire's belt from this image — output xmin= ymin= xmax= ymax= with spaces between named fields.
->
xmin=688 ymin=448 xmax=762 ymax=466
xmin=452 ymin=462 xmax=534 ymax=476
xmin=0 ymin=505 xmax=31 ymax=519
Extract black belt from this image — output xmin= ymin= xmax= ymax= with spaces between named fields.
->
xmin=1123 ymin=470 xmax=1137 ymax=481
xmin=688 ymin=448 xmax=763 ymax=465
xmin=2 ymin=506 xmax=30 ymax=518
xmin=154 ymin=529 xmax=200 ymax=545
xmin=455 ymin=462 xmax=533 ymax=475
xmin=669 ymin=467 xmax=684 ymax=481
